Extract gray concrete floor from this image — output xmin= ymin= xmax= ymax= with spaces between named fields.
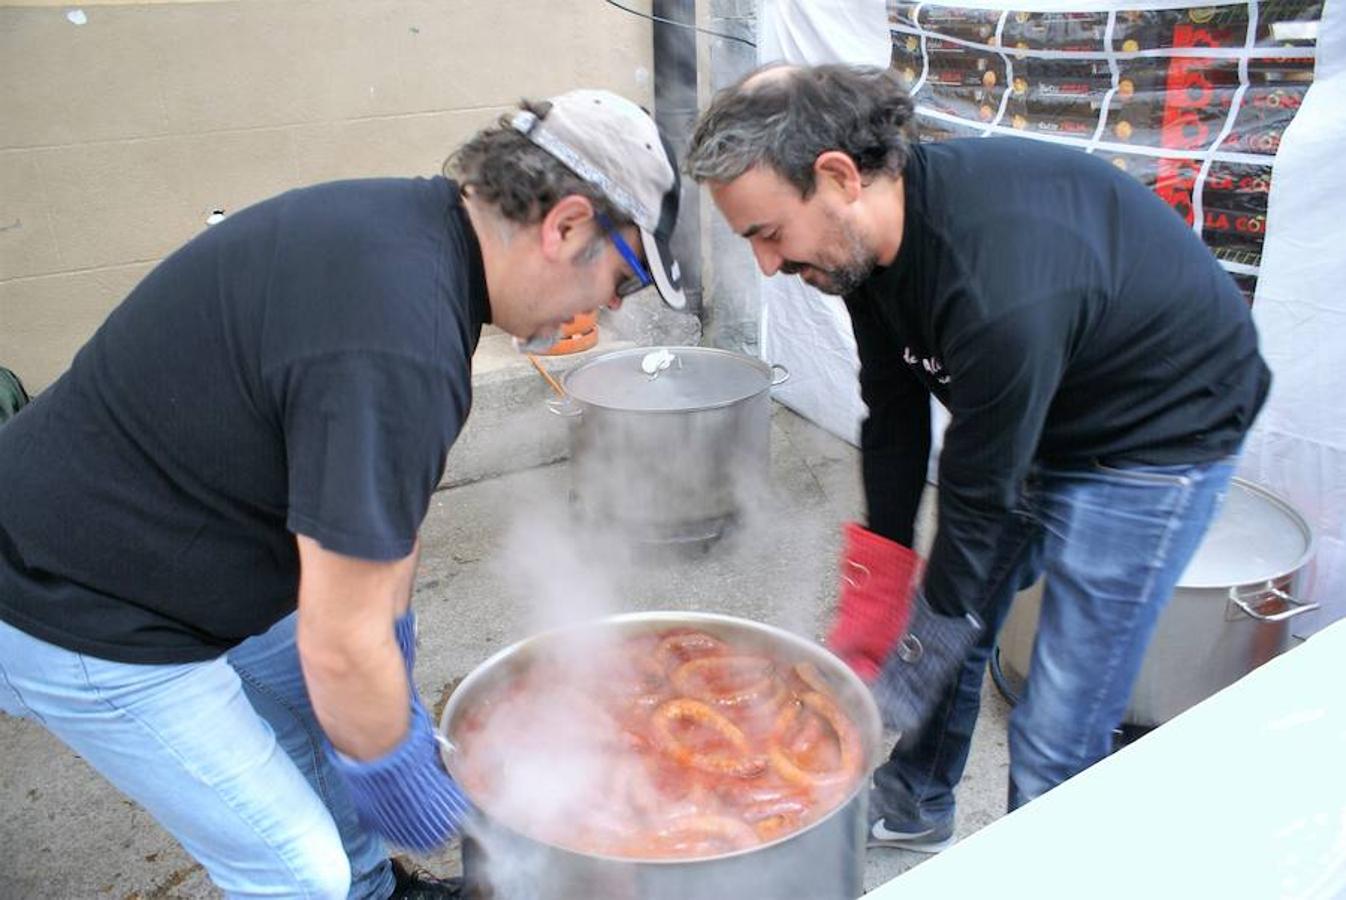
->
xmin=0 ymin=404 xmax=1011 ymax=899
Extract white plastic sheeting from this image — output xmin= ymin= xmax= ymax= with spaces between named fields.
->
xmin=752 ymin=0 xmax=1344 ymax=634
xmin=758 ymin=0 xmax=893 ymax=67
xmin=1239 ymin=0 xmax=1346 ymax=635
xmin=755 ymin=0 xmax=890 ymax=448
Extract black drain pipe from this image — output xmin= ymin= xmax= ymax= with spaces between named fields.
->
xmin=653 ymin=0 xmax=703 ymax=315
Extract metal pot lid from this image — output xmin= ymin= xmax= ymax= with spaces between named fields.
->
xmin=562 ymin=346 xmax=772 ymax=412
xmin=1178 ymin=478 xmax=1315 ymax=589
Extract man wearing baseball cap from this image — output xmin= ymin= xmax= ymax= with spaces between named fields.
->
xmin=508 ymin=89 xmax=686 ymax=326
xmin=0 ymin=90 xmax=683 ymax=898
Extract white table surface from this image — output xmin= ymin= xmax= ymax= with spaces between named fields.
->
xmin=870 ymin=618 xmax=1346 ymax=899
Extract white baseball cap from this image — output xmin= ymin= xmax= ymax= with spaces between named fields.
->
xmin=510 ymin=90 xmax=686 ymax=310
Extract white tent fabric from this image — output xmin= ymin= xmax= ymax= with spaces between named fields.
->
xmin=755 ymin=0 xmax=889 ymax=448
xmin=753 ymin=0 xmax=1344 ymax=634
xmin=757 ymin=0 xmax=956 ymax=474
xmin=757 ymin=0 xmax=893 ymax=66
xmin=1239 ymin=0 xmax=1346 ymax=635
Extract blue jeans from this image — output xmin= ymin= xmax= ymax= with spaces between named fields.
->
xmin=0 ymin=612 xmax=395 ymax=899
xmin=872 ymin=455 xmax=1239 ymax=823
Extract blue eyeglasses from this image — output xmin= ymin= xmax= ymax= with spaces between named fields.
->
xmin=598 ymin=213 xmax=655 ymax=298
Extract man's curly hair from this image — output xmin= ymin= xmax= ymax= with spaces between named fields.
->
xmin=446 ymin=100 xmax=628 ymax=227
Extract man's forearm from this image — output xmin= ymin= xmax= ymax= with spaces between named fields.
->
xmin=294 ymin=533 xmax=420 ymax=760
xmin=299 ymin=622 xmax=410 ymax=760
xmin=861 ymin=444 xmax=930 ymax=546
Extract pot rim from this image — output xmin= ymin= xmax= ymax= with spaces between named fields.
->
xmin=560 ymin=346 xmax=776 ymax=414
xmin=437 ymin=610 xmax=882 ymax=865
xmin=1177 ymin=477 xmax=1316 ymax=590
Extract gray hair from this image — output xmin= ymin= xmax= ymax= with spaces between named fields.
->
xmin=446 ymin=100 xmax=629 ymax=228
xmin=686 ymin=64 xmax=916 ymax=197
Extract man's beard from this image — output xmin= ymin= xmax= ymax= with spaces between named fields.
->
xmin=780 ymin=218 xmax=877 ymax=296
xmin=513 ymin=240 xmax=604 ymax=354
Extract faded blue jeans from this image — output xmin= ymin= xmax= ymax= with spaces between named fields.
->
xmin=871 ymin=454 xmax=1239 ymax=824
xmin=0 ymin=612 xmax=395 ymax=899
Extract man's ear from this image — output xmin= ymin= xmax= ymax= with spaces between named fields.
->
xmin=814 ymin=151 xmax=863 ymax=202
xmin=539 ymin=194 xmax=597 ymax=260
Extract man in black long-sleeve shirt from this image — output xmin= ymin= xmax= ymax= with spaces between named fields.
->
xmin=688 ymin=64 xmax=1268 ymax=850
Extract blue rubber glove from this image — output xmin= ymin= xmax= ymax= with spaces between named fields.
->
xmin=872 ymin=592 xmax=984 ymax=737
xmin=328 ymin=693 xmax=472 ymax=852
xmin=394 ymin=609 xmax=417 ymax=678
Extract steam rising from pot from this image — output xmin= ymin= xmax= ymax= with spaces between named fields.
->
xmin=461 ymin=348 xmax=848 ymax=896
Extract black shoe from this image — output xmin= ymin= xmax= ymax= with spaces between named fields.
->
xmin=389 ymin=857 xmax=463 ymax=899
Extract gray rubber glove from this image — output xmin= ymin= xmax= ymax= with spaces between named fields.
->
xmin=872 ymin=592 xmax=984 ymax=736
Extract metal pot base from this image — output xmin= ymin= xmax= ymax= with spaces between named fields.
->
xmin=569 ymin=494 xmax=737 ymax=556
xmin=459 ymin=804 xmax=867 ymax=900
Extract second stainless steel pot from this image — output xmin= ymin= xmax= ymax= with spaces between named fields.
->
xmin=550 ymin=346 xmax=788 ymax=548
xmin=998 ymin=477 xmax=1317 ymax=726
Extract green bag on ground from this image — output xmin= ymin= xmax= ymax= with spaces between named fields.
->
xmin=1 ymin=366 xmax=31 ymax=425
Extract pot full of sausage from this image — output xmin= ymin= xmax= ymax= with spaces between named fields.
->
xmin=437 ymin=611 xmax=883 ymax=900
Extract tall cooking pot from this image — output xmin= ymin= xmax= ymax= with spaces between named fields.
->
xmin=998 ymin=478 xmax=1317 ymax=726
xmin=549 ymin=347 xmax=788 ymax=548
xmin=437 ymin=611 xmax=883 ymax=900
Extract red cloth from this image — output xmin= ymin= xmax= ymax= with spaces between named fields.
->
xmin=825 ymin=522 xmax=924 ymax=683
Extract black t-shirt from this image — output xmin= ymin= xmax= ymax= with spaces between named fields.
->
xmin=844 ymin=138 xmax=1270 ymax=617
xmin=0 ymin=176 xmax=489 ymax=663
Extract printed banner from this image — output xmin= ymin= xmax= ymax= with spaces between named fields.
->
xmin=889 ymin=0 xmax=1324 ymax=302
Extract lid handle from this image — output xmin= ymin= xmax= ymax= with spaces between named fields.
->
xmin=641 ymin=348 xmax=677 ymax=379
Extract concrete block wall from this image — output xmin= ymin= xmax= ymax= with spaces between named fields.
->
xmin=0 ymin=0 xmax=656 ymax=391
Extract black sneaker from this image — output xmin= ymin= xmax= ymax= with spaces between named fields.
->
xmin=867 ymin=814 xmax=956 ymax=853
xmin=389 ymin=857 xmax=464 ymax=899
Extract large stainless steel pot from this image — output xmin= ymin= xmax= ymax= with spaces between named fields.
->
xmin=999 ymin=478 xmax=1317 ymax=726
xmin=437 ymin=611 xmax=882 ymax=900
xmin=549 ymin=347 xmax=788 ymax=548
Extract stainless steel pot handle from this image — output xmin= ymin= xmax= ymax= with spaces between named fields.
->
xmin=545 ymin=397 xmax=582 ymax=418
xmin=1227 ymin=583 xmax=1320 ymax=622
xmin=434 ymin=732 xmax=459 ymax=761
xmin=770 ymin=363 xmax=790 ymax=386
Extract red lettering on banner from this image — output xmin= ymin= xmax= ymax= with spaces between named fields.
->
xmin=1156 ymin=24 xmax=1232 ymax=225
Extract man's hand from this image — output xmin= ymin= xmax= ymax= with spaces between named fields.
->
xmin=328 ymin=693 xmax=471 ymax=852
xmin=871 ymin=594 xmax=983 ymax=736
xmin=826 ymin=523 xmax=924 ymax=682
xmin=825 ymin=523 xmax=984 ymax=736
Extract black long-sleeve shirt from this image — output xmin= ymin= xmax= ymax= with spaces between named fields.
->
xmin=844 ymin=138 xmax=1269 ymax=617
